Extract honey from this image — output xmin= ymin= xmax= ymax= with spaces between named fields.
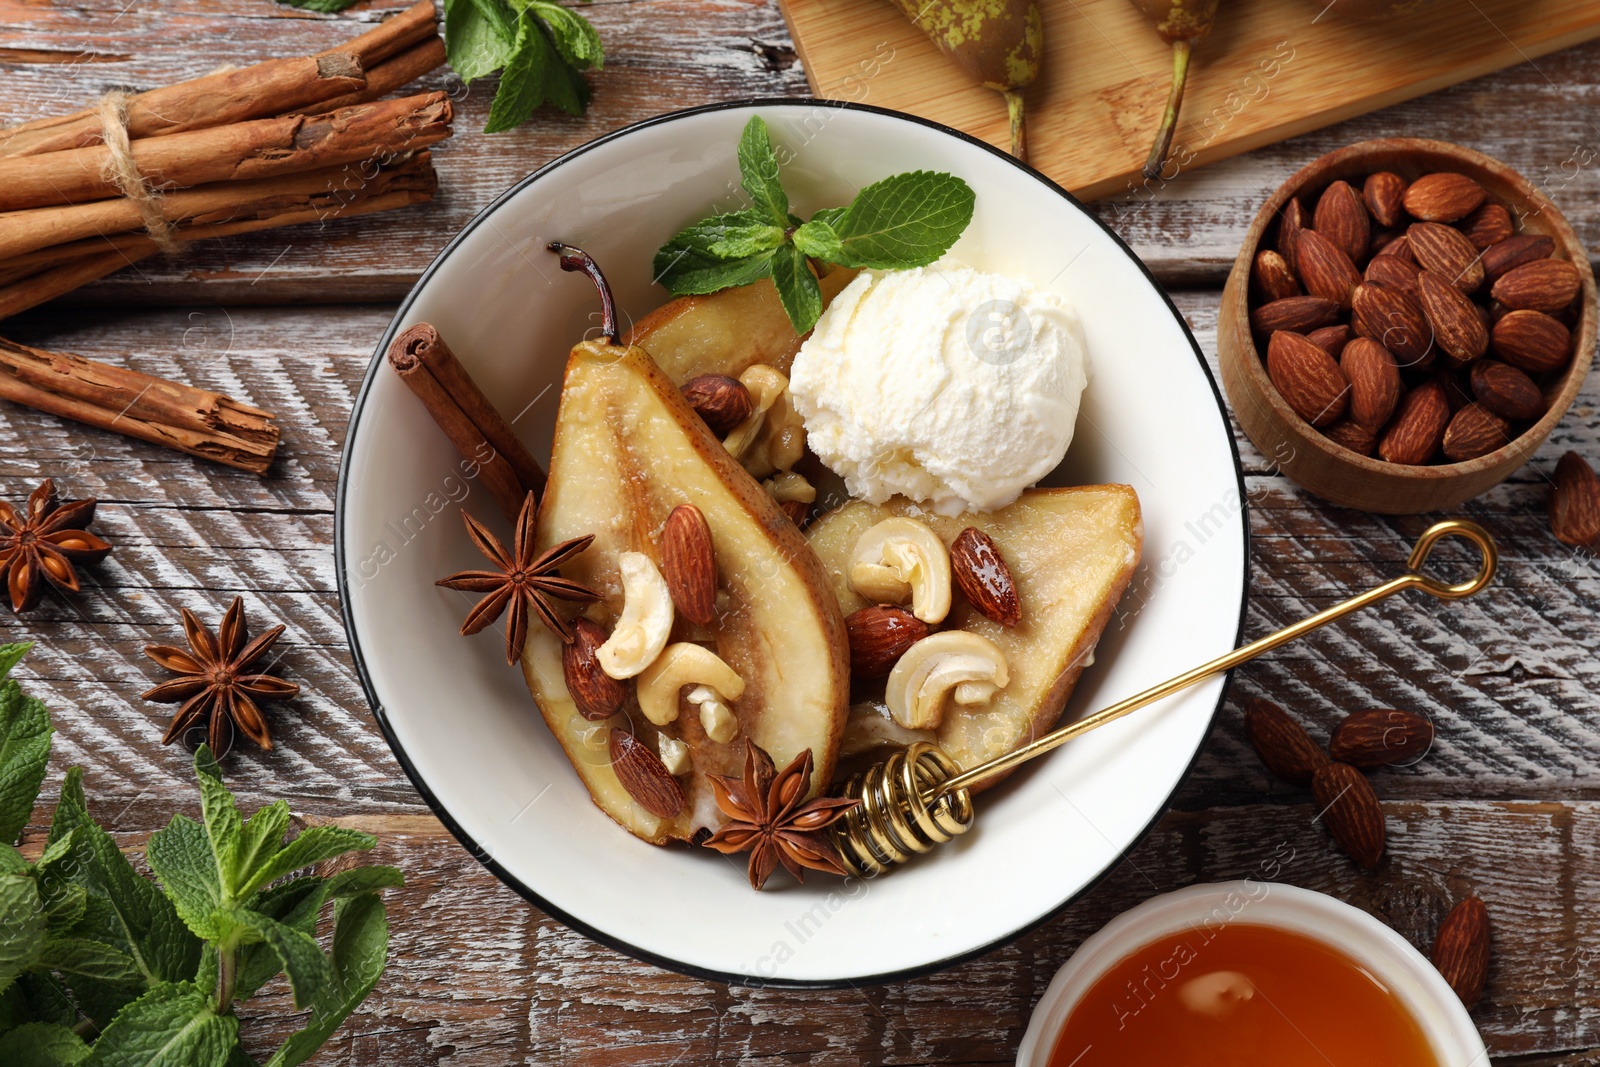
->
xmin=1050 ymin=922 xmax=1439 ymax=1067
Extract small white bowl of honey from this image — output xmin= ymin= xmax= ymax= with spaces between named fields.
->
xmin=1017 ymin=881 xmax=1486 ymax=1067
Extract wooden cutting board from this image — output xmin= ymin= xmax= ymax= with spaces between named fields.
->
xmin=779 ymin=0 xmax=1600 ymax=201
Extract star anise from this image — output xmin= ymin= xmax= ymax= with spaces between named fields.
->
xmin=436 ymin=491 xmax=600 ymax=664
xmin=703 ymin=742 xmax=859 ymax=890
xmin=0 ymin=479 xmax=112 ymax=613
xmin=143 ymin=596 xmax=300 ymax=754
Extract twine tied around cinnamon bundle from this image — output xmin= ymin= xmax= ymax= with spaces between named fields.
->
xmin=95 ymin=90 xmax=182 ymax=254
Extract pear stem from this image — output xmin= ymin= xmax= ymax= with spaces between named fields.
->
xmin=1142 ymin=38 xmax=1193 ymax=181
xmin=548 ymin=242 xmax=619 ymax=345
xmin=1004 ymin=89 xmax=1027 ymax=163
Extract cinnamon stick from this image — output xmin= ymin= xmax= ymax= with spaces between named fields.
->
xmin=305 ymin=37 xmax=449 ymax=115
xmin=0 ymin=54 xmax=367 ymax=159
xmin=0 ymin=157 xmax=438 ymax=321
xmin=0 ymin=337 xmax=279 ymax=474
xmin=0 ymin=92 xmax=453 ymax=212
xmin=0 ymin=132 xmax=445 ymax=262
xmin=387 ymin=323 xmax=547 ymax=521
xmin=324 ymin=1 xmax=441 ymax=68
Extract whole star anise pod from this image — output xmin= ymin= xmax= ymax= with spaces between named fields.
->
xmin=0 ymin=479 xmax=112 ymax=612
xmin=703 ymin=742 xmax=859 ymax=890
xmin=436 ymin=491 xmax=600 ymax=664
xmin=143 ymin=596 xmax=300 ymax=754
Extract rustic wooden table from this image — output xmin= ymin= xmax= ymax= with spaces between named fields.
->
xmin=2 ymin=1 xmax=1598 ymax=1063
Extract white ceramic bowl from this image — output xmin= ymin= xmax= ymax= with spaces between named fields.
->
xmin=337 ymin=101 xmax=1248 ymax=985
xmin=1016 ymin=881 xmax=1488 ymax=1067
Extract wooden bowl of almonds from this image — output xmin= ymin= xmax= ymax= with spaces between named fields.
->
xmin=1218 ymin=137 xmax=1597 ymax=514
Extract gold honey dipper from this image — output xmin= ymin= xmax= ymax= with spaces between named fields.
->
xmin=832 ymin=518 xmax=1498 ymax=878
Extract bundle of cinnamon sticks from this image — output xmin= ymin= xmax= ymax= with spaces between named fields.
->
xmin=0 ymin=1 xmax=450 ymax=474
xmin=0 ymin=0 xmax=448 ymax=321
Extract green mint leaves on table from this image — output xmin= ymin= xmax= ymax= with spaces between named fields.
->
xmin=0 ymin=643 xmax=401 ymax=1067
xmin=653 ymin=116 xmax=977 ymax=335
xmin=274 ymin=0 xmax=604 ymax=132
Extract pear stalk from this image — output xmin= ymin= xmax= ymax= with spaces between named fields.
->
xmin=1129 ymin=0 xmax=1219 ymax=181
xmin=1143 ymin=38 xmax=1193 ymax=180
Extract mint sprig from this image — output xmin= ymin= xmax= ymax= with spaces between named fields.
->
xmin=274 ymin=0 xmax=604 ymax=133
xmin=0 ymin=644 xmax=399 ymax=1067
xmin=653 ymin=116 xmax=976 ymax=334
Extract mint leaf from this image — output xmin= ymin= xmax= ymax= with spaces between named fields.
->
xmin=791 ymin=219 xmax=844 ymax=262
xmin=522 ymin=0 xmax=604 ymax=68
xmin=323 ymin=866 xmax=404 ymax=901
xmin=709 ymin=223 xmax=786 ymax=259
xmin=0 ymin=865 xmax=45 ymax=995
xmin=822 ymin=171 xmax=974 ymax=269
xmin=236 ymin=827 xmax=375 ymax=901
xmin=191 ymin=748 xmax=242 ymax=898
xmin=83 ymin=983 xmax=237 ymax=1067
xmin=36 ymin=938 xmax=140 ymax=984
xmin=262 ymin=894 xmax=388 ymax=1067
xmin=146 ymin=815 xmax=222 ymax=942
xmin=654 ymin=212 xmax=776 ymax=296
xmin=45 ymin=771 xmax=200 ymax=988
xmin=212 ymin=909 xmax=330 ymax=1011
xmin=737 ymin=117 xmax=789 ymax=226
xmin=232 ymin=802 xmax=290 ymax=903
xmin=443 ymin=0 xmax=516 ymax=83
xmin=484 ymin=15 xmax=548 ymax=134
xmin=0 ymin=1022 xmax=91 ymax=1067
xmin=0 ymin=645 xmax=51 ymax=846
xmin=231 ymin=879 xmax=325 ymax=1001
xmin=770 ymin=243 xmax=823 ymax=335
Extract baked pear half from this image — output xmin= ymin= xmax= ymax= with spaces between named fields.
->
xmin=524 ymin=248 xmax=849 ymax=844
xmin=806 ymin=486 xmax=1143 ymax=790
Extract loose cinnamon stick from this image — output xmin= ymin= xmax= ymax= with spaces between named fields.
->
xmin=0 ymin=157 xmax=438 ymax=321
xmin=0 ymin=337 xmax=279 ymax=474
xmin=305 ymin=37 xmax=449 ymax=115
xmin=0 ymin=54 xmax=367 ymax=159
xmin=0 ymin=133 xmax=445 ymax=262
xmin=0 ymin=92 xmax=453 ymax=212
xmin=387 ymin=323 xmax=547 ymax=521
xmin=324 ymin=1 xmax=441 ymax=68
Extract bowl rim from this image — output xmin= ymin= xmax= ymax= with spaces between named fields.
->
xmin=1224 ymin=136 xmax=1597 ymax=480
xmin=334 ymin=97 xmax=1252 ymax=988
xmin=1012 ymin=880 xmax=1488 ymax=1067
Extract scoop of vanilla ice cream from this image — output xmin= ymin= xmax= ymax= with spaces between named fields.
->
xmin=788 ymin=263 xmax=1088 ymax=515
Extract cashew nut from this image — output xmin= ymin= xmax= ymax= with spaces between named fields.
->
xmin=636 ymin=642 xmax=746 ymax=729
xmin=658 ymin=732 xmax=692 ymax=776
xmin=688 ymin=684 xmax=740 ymax=743
xmin=724 ymin=364 xmax=805 ymax=477
xmin=596 ymin=552 xmax=674 ymax=679
xmin=884 ymin=631 xmax=1009 ymax=730
xmin=762 ymin=470 xmax=816 ymax=505
xmin=849 ymin=517 xmax=953 ymax=624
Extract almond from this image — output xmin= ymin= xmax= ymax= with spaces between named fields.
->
xmin=1330 ymin=709 xmax=1435 ymax=766
xmin=1378 ymin=378 xmax=1449 ymax=465
xmin=1363 ymin=171 xmax=1408 ymax=229
xmin=1481 ymin=233 xmax=1554 ymax=282
xmin=1489 ymin=258 xmax=1581 ymax=313
xmin=1351 ymin=282 xmax=1434 ymax=367
xmin=1469 ymin=359 xmax=1544 ymax=421
xmin=1307 ymin=324 xmax=1351 ymax=358
xmin=1312 ymin=761 xmax=1386 ymax=869
xmin=1442 ymin=403 xmax=1513 ymax=462
xmin=563 ymin=618 xmax=629 ymax=721
xmin=1432 ymin=896 xmax=1490 ymax=1009
xmin=1250 ymin=296 xmax=1341 ymax=335
xmin=844 ymin=605 xmax=929 ymax=678
xmin=1407 ymin=222 xmax=1485 ymax=292
xmin=1340 ymin=337 xmax=1401 ymax=430
xmin=1550 ymin=450 xmax=1600 ymax=548
xmin=1415 ymin=271 xmax=1489 ymax=364
xmin=1252 ymin=249 xmax=1301 ymax=302
xmin=950 ymin=527 xmax=1021 ymax=627
xmin=661 ymin=504 xmax=718 ymax=626
xmin=681 ymin=374 xmax=754 ymax=437
xmin=1369 ymin=228 xmax=1398 ymax=257
xmin=1244 ymin=698 xmax=1328 ymax=787
xmin=1364 ymin=252 xmax=1421 ymax=294
xmin=1491 ymin=309 xmax=1572 ymax=373
xmin=1276 ymin=198 xmax=1308 ymax=275
xmin=1458 ymin=202 xmax=1513 ymax=249
xmin=1267 ymin=330 xmax=1349 ymax=427
xmin=1376 ymin=233 xmax=1415 ymax=263
xmin=1402 ymin=172 xmax=1486 ymax=223
xmin=1294 ymin=228 xmax=1363 ymax=309
xmin=1323 ymin=418 xmax=1378 ymax=456
xmin=1314 ymin=179 xmax=1371 ymax=265
xmin=609 ymin=727 xmax=686 ymax=818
